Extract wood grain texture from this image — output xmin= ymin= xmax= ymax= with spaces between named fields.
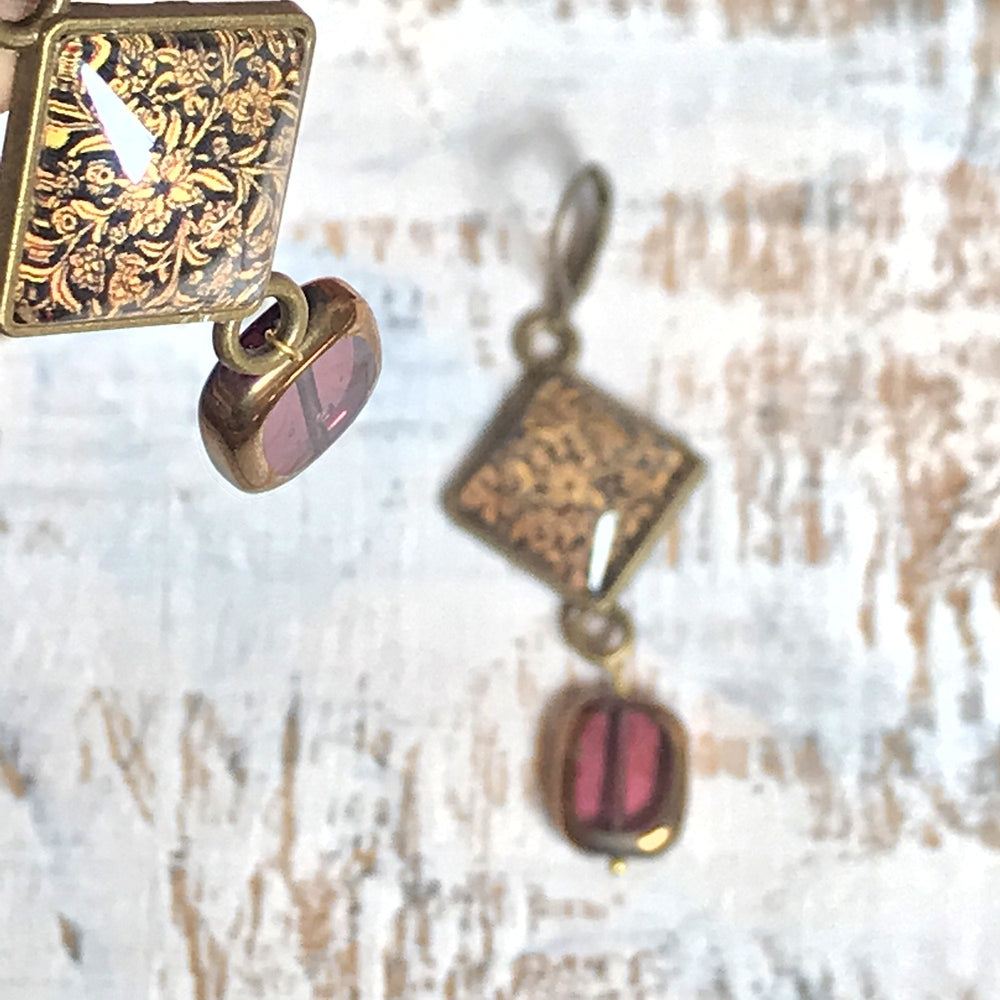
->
xmin=2 ymin=0 xmax=999 ymax=995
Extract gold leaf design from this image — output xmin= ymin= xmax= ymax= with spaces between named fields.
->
xmin=14 ymin=24 xmax=307 ymax=327
xmin=452 ymin=372 xmax=701 ymax=602
xmin=193 ymin=168 xmax=235 ymax=194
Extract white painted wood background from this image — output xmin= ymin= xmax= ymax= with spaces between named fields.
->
xmin=2 ymin=0 xmax=1000 ymax=995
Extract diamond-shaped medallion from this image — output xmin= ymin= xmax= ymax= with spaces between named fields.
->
xmin=444 ymin=369 xmax=704 ymax=606
xmin=0 ymin=3 xmax=313 ymax=335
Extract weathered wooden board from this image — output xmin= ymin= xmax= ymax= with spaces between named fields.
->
xmin=2 ymin=0 xmax=1000 ymax=995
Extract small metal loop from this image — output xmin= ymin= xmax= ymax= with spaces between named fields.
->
xmin=559 ymin=601 xmax=635 ymax=681
xmin=212 ymin=272 xmax=308 ymax=376
xmin=545 ymin=163 xmax=613 ymax=321
xmin=264 ymin=326 xmax=304 ymax=364
xmin=0 ymin=0 xmax=69 ymax=49
xmin=512 ymin=307 xmax=580 ymax=370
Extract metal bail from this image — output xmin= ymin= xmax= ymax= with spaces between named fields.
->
xmin=0 ymin=0 xmax=69 ymax=49
xmin=509 ymin=164 xmax=613 ymax=372
xmin=213 ymin=272 xmax=308 ymax=376
xmin=545 ymin=163 xmax=613 ymax=322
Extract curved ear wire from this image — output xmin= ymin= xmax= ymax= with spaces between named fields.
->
xmin=544 ymin=163 xmax=614 ymax=322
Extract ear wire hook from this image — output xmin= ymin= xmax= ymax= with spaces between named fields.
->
xmin=545 ymin=163 xmax=614 ymax=323
xmin=512 ymin=163 xmax=614 ymax=370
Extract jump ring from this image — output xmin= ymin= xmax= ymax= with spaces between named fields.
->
xmin=212 ymin=272 xmax=308 ymax=376
xmin=512 ymin=308 xmax=580 ymax=370
xmin=559 ymin=601 xmax=636 ymax=676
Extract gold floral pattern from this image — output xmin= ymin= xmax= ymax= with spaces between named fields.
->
xmin=13 ymin=24 xmax=308 ymax=327
xmin=447 ymin=372 xmax=703 ymax=602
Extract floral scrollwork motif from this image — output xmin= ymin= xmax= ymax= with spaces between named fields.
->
xmin=454 ymin=372 xmax=701 ymax=601
xmin=15 ymin=25 xmax=308 ymax=326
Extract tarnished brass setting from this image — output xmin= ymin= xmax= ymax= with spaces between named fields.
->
xmin=0 ymin=1 xmax=314 ymax=338
xmin=199 ymin=277 xmax=381 ymax=493
xmin=444 ymin=367 xmax=703 ymax=607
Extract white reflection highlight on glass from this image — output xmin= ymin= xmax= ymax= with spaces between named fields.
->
xmin=79 ymin=63 xmax=156 ymax=184
xmin=587 ymin=509 xmax=619 ymax=594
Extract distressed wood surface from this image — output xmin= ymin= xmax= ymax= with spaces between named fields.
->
xmin=3 ymin=0 xmax=1000 ymax=995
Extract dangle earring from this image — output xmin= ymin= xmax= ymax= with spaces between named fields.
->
xmin=0 ymin=0 xmax=380 ymax=490
xmin=444 ymin=165 xmax=704 ymax=866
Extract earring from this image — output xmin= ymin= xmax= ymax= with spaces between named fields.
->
xmin=0 ymin=0 xmax=380 ymax=490
xmin=444 ymin=165 xmax=704 ymax=867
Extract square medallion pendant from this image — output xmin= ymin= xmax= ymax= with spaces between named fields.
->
xmin=0 ymin=2 xmax=313 ymax=335
xmin=444 ymin=369 xmax=704 ymax=606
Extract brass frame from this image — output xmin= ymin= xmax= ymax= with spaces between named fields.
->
xmin=442 ymin=366 xmax=705 ymax=610
xmin=199 ymin=277 xmax=381 ymax=492
xmin=0 ymin=0 xmax=314 ymax=337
